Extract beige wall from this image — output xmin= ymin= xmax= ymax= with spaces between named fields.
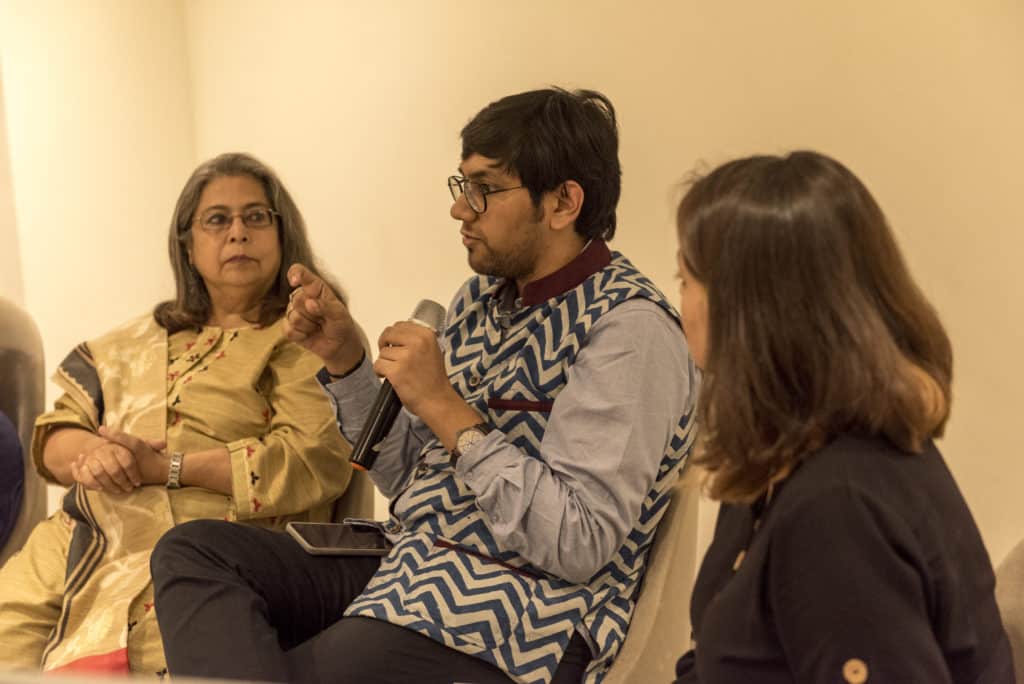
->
xmin=0 ymin=69 xmax=21 ymax=305
xmin=0 ymin=0 xmax=197 ymax=511
xmin=1 ymin=0 xmax=1020 ymax=564
xmin=182 ymin=0 xmax=1024 ymax=562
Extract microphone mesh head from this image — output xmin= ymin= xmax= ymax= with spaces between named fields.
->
xmin=410 ymin=299 xmax=446 ymax=333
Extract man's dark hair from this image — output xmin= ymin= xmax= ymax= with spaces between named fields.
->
xmin=460 ymin=87 xmax=621 ymax=241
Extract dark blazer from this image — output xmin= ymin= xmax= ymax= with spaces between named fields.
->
xmin=675 ymin=433 xmax=1014 ymax=683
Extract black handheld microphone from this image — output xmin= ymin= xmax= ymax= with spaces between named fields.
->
xmin=349 ymin=299 xmax=446 ymax=471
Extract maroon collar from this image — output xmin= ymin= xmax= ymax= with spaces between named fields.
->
xmin=518 ymin=239 xmax=612 ymax=306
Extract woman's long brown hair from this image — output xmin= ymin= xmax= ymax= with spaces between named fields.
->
xmin=678 ymin=151 xmax=952 ymax=502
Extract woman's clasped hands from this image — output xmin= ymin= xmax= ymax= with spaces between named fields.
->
xmin=70 ymin=426 xmax=169 ymax=494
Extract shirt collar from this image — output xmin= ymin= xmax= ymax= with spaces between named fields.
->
xmin=517 ymin=239 xmax=612 ymax=306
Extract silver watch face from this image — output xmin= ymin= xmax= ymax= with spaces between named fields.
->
xmin=456 ymin=428 xmax=486 ymax=454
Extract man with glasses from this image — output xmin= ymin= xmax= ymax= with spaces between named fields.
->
xmin=151 ymin=88 xmax=697 ymax=684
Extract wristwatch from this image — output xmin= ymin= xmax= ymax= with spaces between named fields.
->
xmin=451 ymin=423 xmax=492 ymax=467
xmin=166 ymin=451 xmax=185 ymax=489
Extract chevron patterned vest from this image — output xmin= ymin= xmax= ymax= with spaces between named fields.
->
xmin=346 ymin=243 xmax=697 ymax=684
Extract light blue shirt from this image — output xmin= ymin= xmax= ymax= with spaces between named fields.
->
xmin=323 ymin=297 xmax=696 ymax=582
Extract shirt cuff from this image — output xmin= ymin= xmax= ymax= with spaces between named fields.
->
xmin=318 ymin=355 xmax=381 ymax=445
xmin=315 ymin=351 xmax=367 ymax=385
xmin=226 ymin=436 xmax=261 ymax=519
xmin=455 ymin=428 xmax=509 ymax=489
xmin=31 ymin=417 xmax=93 ymax=484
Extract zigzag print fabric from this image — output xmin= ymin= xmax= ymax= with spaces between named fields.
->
xmin=345 ymin=251 xmax=697 ymax=684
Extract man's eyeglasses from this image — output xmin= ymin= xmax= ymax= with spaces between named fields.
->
xmin=448 ymin=176 xmax=524 ymax=214
xmin=193 ymin=206 xmax=279 ymax=234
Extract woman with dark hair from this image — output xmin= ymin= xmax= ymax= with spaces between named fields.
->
xmin=0 ymin=153 xmax=356 ymax=675
xmin=673 ymin=151 xmax=1013 ymax=683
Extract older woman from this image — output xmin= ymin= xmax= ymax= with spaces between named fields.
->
xmin=0 ymin=153 xmax=354 ymax=675
xmin=673 ymin=152 xmax=1013 ymax=683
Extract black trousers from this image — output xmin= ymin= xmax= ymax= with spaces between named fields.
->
xmin=150 ymin=520 xmax=592 ymax=683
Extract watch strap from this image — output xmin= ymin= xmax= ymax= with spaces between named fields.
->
xmin=451 ymin=422 xmax=493 ymax=466
xmin=166 ymin=451 xmax=184 ymax=489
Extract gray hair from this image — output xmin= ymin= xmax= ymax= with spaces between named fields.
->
xmin=154 ymin=152 xmax=341 ymax=333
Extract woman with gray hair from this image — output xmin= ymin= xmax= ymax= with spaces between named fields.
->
xmin=0 ymin=153 xmax=355 ymax=676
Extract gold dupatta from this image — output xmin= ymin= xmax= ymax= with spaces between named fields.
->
xmin=41 ymin=315 xmax=170 ymax=672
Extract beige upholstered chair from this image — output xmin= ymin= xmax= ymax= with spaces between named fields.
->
xmin=604 ymin=474 xmax=701 ymax=684
xmin=0 ymin=297 xmax=47 ymax=566
xmin=996 ymin=538 xmax=1024 ymax=682
xmin=332 ymin=468 xmax=376 ymax=520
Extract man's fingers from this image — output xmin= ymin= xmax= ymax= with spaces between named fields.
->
xmin=378 ymin=323 xmax=400 ymax=351
xmin=287 ymin=263 xmax=314 ymax=287
xmin=311 ymin=297 xmax=354 ymax=338
xmin=375 ymin=345 xmax=406 ymax=364
xmin=287 ymin=264 xmax=326 ymax=300
xmin=293 ymin=298 xmax=324 ymax=326
xmin=372 ymin=356 xmax=397 ymax=380
xmin=378 ymin=322 xmax=434 ymax=351
xmin=285 ymin=286 xmax=353 ymax=349
xmin=282 ymin=322 xmax=309 ymax=344
xmin=309 ymin=294 xmax=347 ymax=319
xmin=286 ymin=305 xmax=323 ymax=336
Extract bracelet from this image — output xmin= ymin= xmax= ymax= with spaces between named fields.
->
xmin=166 ymin=451 xmax=184 ymax=489
xmin=327 ymin=351 xmax=367 ymax=380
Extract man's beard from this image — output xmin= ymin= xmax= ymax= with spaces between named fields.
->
xmin=468 ymin=237 xmax=539 ymax=282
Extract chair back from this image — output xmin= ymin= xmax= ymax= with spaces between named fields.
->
xmin=603 ymin=473 xmax=701 ymax=684
xmin=996 ymin=539 xmax=1024 ymax=682
xmin=0 ymin=297 xmax=47 ymax=566
xmin=331 ymin=468 xmax=376 ymax=521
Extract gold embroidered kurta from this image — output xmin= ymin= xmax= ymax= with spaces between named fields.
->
xmin=0 ymin=314 xmax=351 ymax=675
